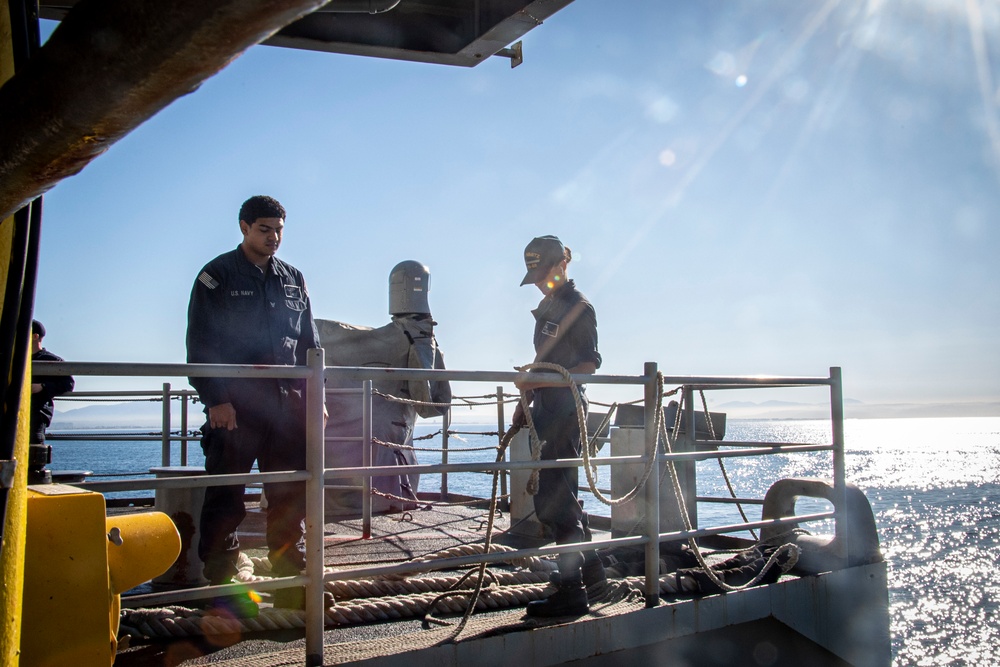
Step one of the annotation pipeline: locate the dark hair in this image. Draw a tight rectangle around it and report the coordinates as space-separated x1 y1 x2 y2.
239 195 286 225
32 319 45 337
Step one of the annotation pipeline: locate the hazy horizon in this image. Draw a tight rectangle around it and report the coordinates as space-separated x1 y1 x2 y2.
49 395 999 430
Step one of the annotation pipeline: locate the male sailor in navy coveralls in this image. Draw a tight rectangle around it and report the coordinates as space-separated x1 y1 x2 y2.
512 235 606 617
186 195 325 614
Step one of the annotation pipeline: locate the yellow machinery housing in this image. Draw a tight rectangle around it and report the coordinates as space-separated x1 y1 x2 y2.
21 484 180 666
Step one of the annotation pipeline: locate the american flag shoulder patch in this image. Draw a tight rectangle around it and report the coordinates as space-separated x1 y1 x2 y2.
198 271 220 289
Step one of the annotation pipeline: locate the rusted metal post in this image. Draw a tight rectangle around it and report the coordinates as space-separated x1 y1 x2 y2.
161 383 171 466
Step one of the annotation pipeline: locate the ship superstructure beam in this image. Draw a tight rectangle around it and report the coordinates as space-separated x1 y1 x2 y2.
0 0 329 221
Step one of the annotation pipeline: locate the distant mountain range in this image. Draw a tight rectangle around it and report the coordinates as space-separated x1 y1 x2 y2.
52 400 198 429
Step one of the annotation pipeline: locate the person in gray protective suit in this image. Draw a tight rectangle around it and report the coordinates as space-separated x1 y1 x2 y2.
318 260 451 515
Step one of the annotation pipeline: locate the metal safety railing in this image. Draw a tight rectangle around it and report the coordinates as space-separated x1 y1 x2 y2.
36 354 847 667
51 386 200 466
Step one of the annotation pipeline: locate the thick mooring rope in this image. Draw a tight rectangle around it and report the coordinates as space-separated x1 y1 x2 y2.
120 582 551 641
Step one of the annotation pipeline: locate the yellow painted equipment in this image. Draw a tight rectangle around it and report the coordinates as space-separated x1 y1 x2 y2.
21 484 180 666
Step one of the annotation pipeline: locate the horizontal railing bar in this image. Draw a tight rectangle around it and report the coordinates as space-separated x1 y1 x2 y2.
678 444 832 460
325 367 646 385
696 496 765 505
77 470 309 492
37 361 312 379
40 361 834 392
322 455 644 478
713 441 833 449
122 575 308 608
49 434 197 441
60 390 197 398
658 512 835 542
685 382 831 390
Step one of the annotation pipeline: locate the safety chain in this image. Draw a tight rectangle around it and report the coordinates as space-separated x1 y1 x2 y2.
421 423 521 642
371 435 499 454
369 487 510 510
61 394 198 403
372 388 519 409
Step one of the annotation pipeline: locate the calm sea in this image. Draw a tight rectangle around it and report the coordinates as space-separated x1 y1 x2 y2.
49 416 1000 667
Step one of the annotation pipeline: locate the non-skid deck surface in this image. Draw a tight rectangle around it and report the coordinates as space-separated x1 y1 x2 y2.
114 502 564 667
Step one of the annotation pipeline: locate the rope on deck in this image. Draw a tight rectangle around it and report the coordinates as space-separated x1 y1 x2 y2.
401 542 556 573
328 571 550 601
119 581 552 641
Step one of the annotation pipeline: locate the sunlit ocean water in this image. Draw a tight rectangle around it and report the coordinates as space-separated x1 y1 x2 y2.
50 416 1000 667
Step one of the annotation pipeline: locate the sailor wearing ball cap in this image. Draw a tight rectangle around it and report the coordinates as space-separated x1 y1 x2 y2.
512 235 606 617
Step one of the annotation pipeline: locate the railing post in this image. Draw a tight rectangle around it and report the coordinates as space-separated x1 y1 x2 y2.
304 348 326 667
682 385 698 529
829 366 848 567
643 362 660 607
441 407 450 501
161 382 171 466
362 379 373 539
180 390 189 466
496 385 507 510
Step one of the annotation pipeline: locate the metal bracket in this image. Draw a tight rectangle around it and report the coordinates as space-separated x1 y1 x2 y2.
0 460 17 489
494 40 523 68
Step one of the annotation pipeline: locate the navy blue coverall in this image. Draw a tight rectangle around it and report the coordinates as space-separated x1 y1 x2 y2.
187 246 321 583
528 279 602 571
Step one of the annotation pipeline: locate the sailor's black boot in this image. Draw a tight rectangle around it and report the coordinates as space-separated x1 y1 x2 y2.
549 552 606 588
526 581 589 617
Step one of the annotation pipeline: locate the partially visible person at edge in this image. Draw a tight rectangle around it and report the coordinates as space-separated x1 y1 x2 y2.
512 235 606 617
186 195 326 616
30 319 75 445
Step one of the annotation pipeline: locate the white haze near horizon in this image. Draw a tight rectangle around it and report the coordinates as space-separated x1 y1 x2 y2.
30 0 1000 414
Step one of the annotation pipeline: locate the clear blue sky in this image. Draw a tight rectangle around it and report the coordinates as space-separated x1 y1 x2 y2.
32 0 1000 413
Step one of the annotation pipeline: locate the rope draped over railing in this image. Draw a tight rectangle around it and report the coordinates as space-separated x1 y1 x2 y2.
515 362 658 506
655 394 800 592
511 363 799 594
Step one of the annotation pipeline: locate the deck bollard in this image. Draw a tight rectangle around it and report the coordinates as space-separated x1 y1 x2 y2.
150 465 209 588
